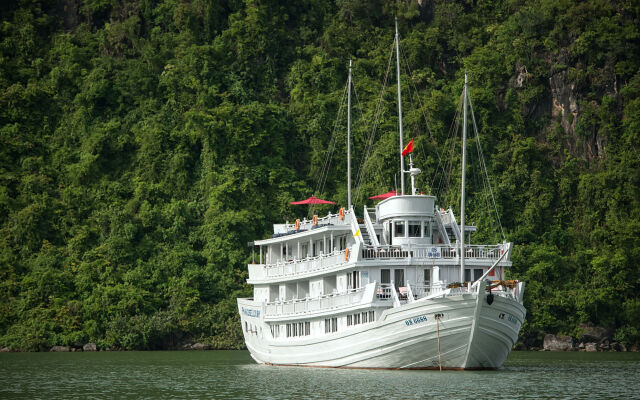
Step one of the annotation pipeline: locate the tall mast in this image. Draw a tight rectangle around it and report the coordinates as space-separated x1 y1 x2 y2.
347 59 352 209
460 72 468 283
395 17 405 196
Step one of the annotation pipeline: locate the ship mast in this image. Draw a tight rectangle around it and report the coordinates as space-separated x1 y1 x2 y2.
347 59 352 209
460 72 468 283
395 18 405 196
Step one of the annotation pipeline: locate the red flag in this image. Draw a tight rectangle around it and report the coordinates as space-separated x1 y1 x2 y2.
401 139 413 156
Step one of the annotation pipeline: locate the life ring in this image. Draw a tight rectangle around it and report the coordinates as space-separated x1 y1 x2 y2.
295 219 300 230
312 215 318 226
344 247 349 261
339 207 345 220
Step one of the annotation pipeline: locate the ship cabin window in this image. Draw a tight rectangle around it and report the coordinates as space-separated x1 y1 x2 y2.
325 318 337 333
394 269 404 290
394 221 405 238
347 271 360 290
381 269 391 284
474 268 483 281
270 324 280 338
408 221 422 237
286 322 311 337
424 269 431 287
347 311 375 327
464 268 484 282
301 244 308 258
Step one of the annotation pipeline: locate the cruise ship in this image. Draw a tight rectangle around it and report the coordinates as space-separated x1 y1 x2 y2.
237 21 526 370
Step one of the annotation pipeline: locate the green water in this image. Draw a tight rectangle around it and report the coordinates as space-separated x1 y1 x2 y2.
1 351 639 399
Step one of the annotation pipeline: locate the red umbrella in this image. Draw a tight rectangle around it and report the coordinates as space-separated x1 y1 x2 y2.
368 190 398 200
290 196 337 205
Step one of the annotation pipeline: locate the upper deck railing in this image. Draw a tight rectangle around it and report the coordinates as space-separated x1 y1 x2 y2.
361 243 511 261
248 247 354 281
264 285 371 318
274 210 354 239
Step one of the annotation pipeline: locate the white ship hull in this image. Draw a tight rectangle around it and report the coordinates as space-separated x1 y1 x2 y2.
238 39 524 371
239 288 525 370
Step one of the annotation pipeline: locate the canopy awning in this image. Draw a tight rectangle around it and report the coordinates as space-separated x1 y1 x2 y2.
368 190 398 200
290 196 336 205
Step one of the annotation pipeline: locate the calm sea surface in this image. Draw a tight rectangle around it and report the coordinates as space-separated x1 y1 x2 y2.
1 350 639 399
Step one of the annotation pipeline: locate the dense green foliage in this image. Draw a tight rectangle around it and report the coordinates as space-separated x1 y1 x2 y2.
1 0 639 350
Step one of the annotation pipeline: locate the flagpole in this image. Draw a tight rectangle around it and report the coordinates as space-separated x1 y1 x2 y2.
395 17 405 196
460 72 468 284
409 153 415 195
347 58 352 209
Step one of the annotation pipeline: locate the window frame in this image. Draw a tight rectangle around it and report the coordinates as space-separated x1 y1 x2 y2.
394 220 406 238
408 220 422 237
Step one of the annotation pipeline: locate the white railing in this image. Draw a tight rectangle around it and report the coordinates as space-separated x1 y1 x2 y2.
264 287 366 317
361 246 410 259
361 244 510 261
376 283 394 300
248 263 266 280
257 249 350 280
408 283 447 299
282 210 353 233
409 283 430 298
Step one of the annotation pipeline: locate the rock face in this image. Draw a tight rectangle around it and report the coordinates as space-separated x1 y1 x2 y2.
83 343 97 352
191 343 210 351
579 324 612 343
50 346 70 352
543 334 575 351
585 342 598 352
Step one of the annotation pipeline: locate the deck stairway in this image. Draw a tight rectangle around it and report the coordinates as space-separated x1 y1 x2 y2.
362 206 380 247
442 208 462 243
435 208 452 245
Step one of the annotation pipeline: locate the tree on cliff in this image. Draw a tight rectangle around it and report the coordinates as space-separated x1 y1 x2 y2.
0 0 638 350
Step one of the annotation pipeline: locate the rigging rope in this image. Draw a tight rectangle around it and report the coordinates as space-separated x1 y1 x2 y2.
468 95 506 241
353 41 396 203
313 82 349 209
433 93 463 207
399 46 439 149
399 48 440 194
352 71 386 201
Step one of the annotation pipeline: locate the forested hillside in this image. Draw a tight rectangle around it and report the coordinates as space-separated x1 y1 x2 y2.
1 0 639 351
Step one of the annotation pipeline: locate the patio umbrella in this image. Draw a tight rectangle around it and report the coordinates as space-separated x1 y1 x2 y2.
290 196 337 205
368 190 398 200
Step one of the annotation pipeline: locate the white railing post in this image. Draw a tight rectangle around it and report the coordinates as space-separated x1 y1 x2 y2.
406 280 415 303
